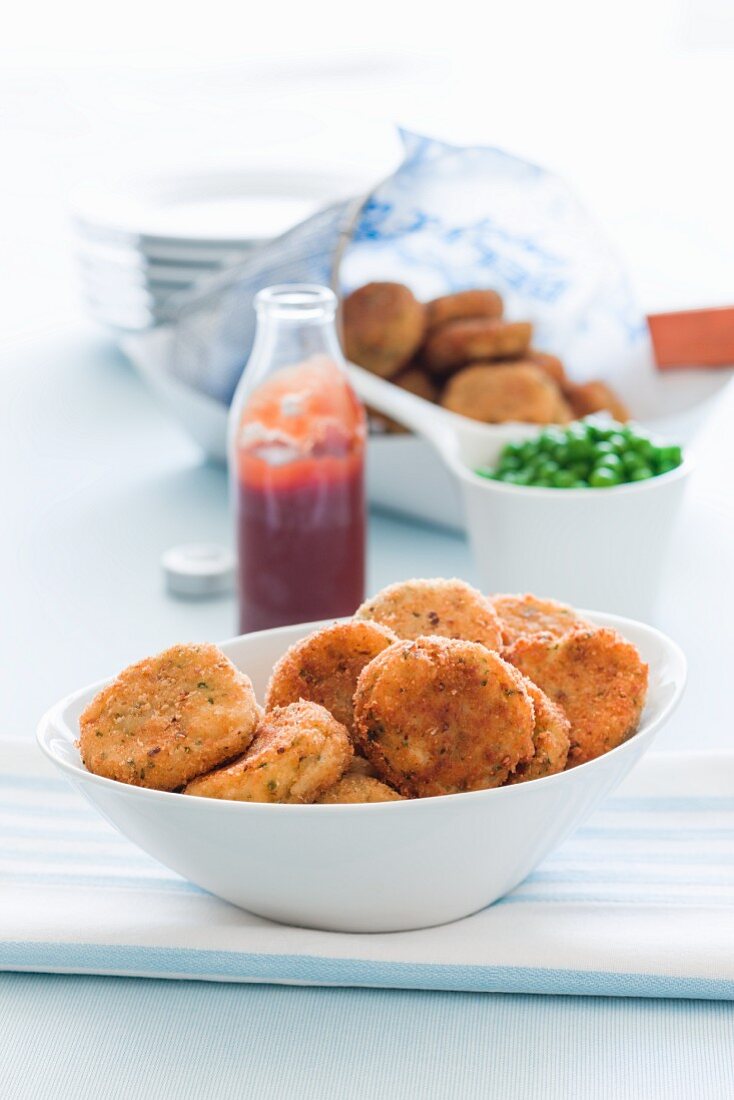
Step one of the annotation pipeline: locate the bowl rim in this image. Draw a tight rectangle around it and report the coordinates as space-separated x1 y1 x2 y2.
36 609 687 814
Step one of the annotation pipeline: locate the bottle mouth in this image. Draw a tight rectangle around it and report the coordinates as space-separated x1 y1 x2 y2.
255 284 337 319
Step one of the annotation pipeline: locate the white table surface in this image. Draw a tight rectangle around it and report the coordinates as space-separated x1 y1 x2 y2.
1 327 733 1099
1 328 731 750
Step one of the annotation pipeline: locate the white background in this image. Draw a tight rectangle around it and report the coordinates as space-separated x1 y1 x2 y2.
1 0 732 744
2 0 733 345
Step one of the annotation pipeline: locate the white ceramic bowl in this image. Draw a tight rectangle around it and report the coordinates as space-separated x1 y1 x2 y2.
457 459 692 620
37 611 685 933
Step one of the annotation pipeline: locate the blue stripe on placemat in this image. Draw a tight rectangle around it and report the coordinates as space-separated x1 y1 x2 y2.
1 941 733 1000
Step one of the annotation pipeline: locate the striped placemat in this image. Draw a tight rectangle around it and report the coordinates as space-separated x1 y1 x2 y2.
2 742 733 998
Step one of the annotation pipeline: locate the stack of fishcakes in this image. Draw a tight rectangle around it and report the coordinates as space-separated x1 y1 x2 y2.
78 581 648 804
342 282 630 429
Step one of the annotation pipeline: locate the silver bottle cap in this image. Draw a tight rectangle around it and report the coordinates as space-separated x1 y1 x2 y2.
162 543 235 599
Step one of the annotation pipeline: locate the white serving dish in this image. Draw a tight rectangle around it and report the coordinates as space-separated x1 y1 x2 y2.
119 327 731 532
349 365 693 620
38 610 685 934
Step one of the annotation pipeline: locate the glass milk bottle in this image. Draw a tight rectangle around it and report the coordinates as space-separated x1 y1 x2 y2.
229 285 366 634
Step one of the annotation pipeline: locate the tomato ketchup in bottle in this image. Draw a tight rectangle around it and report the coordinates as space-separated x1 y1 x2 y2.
229 285 366 634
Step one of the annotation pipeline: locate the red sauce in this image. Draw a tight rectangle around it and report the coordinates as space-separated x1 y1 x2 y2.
234 357 366 633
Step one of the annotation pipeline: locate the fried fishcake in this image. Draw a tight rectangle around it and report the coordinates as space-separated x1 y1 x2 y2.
265 621 396 734
78 644 260 790
505 627 648 766
565 380 630 422
441 363 562 424
492 593 590 646
370 367 439 434
347 754 379 778
353 637 535 797
185 701 352 803
342 282 425 379
506 680 570 784
423 319 532 375
426 289 503 331
316 774 404 803
550 392 574 423
355 578 503 651
527 350 567 386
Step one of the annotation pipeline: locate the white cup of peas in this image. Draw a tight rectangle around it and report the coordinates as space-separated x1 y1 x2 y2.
457 418 691 620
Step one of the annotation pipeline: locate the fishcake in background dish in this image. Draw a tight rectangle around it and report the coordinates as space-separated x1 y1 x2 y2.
423 318 533 375
342 282 426 379
425 289 503 331
442 363 569 424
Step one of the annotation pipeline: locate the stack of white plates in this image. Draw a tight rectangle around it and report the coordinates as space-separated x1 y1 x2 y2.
72 167 369 331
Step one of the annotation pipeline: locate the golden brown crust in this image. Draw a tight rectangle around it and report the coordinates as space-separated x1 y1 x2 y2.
492 593 590 647
78 644 260 790
369 368 439 434
423 319 532 375
506 679 570 783
346 754 379 778
550 393 574 424
394 367 439 403
264 621 396 735
426 290 503 331
565 380 630 422
527 350 567 386
342 282 426 379
316 774 404 803
184 701 352 803
441 363 562 424
355 578 503 651
353 636 535 797
504 628 648 766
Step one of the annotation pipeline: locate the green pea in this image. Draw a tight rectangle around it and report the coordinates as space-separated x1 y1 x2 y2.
571 479 588 488
567 437 594 461
630 437 655 459
499 455 522 472
585 418 607 440
622 452 643 472
607 433 627 452
476 467 496 480
629 466 653 482
595 453 623 472
657 445 682 467
594 441 616 458
657 460 678 475
537 460 560 478
589 467 620 488
552 470 576 488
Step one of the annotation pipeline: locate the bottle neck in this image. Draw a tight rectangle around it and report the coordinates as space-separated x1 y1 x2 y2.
247 309 344 390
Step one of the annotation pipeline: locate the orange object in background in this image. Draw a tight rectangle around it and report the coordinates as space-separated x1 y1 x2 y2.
647 307 734 369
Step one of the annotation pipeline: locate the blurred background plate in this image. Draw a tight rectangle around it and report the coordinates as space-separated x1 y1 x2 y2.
72 166 372 330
